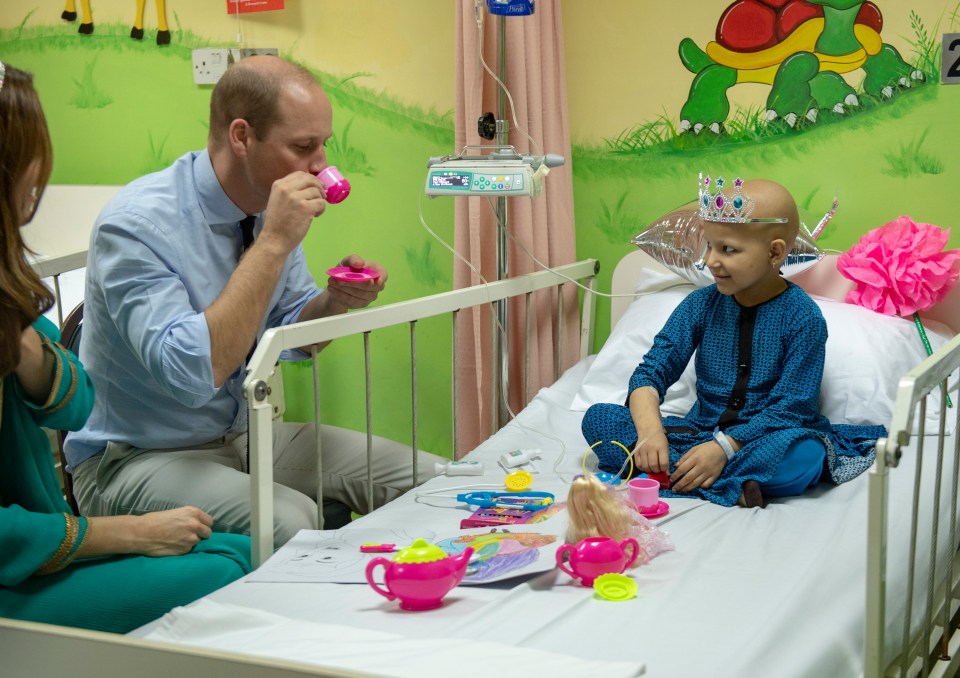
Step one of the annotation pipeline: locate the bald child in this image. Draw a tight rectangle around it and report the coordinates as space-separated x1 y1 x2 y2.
582 176 884 508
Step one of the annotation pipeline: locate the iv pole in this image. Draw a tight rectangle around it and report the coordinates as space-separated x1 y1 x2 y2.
473 1 556 431
493 12 511 429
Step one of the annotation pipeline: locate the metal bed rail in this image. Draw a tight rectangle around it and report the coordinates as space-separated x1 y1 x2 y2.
868 332 960 678
243 259 600 566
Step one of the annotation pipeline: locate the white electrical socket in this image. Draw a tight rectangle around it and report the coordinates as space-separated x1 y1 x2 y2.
192 47 280 85
192 48 230 85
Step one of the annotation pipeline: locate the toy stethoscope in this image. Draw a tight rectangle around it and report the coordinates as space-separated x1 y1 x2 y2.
456 491 554 511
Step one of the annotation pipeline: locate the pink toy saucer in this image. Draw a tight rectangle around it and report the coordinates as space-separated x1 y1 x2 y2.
639 500 669 519
327 266 380 283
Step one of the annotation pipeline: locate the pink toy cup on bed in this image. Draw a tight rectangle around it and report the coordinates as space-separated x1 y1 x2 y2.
555 536 639 587
316 165 351 204
627 477 660 512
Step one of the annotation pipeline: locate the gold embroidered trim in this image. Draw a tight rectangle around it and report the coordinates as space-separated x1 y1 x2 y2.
38 338 78 415
38 335 63 410
36 513 84 576
45 348 77 415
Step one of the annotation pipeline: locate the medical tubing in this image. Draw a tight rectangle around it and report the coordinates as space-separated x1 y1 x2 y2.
472 0 542 158
494 204 688 300
414 482 505 509
581 440 634 481
416 182 676 486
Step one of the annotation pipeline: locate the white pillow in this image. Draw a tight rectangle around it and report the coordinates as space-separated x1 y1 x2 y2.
571 271 698 417
571 270 958 435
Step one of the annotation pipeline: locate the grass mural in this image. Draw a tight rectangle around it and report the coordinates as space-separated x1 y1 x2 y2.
0 18 458 457
3 9 958 452
574 80 960 349
572 6 960 350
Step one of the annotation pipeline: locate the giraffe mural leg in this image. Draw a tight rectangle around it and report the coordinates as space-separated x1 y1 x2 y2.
156 0 170 45
131 0 146 39
131 0 171 46
61 0 93 35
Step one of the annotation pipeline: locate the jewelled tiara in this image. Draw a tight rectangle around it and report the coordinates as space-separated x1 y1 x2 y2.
698 173 787 224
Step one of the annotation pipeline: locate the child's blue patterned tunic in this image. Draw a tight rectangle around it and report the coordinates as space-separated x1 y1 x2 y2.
581 282 885 506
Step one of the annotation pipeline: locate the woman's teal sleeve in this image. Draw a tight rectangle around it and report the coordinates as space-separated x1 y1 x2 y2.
15 316 95 432
0 316 94 584
0 506 87 586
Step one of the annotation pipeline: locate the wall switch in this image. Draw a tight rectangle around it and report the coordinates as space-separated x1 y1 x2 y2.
192 47 280 85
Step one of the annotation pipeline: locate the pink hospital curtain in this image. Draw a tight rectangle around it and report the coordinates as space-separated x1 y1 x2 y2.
454 1 577 454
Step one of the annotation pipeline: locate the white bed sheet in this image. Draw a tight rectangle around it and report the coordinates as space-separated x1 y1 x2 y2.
144 356 957 678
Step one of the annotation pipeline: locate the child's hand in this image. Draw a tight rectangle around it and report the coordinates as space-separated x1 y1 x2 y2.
633 429 670 474
670 441 728 492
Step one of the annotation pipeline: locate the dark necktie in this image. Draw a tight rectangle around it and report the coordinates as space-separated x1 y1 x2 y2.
239 214 257 474
237 214 258 363
239 214 256 254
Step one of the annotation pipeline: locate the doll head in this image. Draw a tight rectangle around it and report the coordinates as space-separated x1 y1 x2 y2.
565 474 637 545
566 475 676 566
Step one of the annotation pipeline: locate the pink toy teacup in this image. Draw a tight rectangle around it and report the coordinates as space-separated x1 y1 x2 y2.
365 538 474 611
316 165 351 204
627 477 661 512
555 536 639 587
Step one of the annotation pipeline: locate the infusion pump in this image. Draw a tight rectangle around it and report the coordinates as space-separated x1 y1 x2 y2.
425 148 564 198
425 158 534 197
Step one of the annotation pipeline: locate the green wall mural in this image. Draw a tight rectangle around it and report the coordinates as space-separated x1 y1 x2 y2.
568 0 960 347
1 0 957 458
678 0 925 133
0 8 457 457
60 0 171 43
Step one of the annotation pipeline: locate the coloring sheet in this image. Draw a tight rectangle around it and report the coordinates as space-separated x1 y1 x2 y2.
248 516 568 585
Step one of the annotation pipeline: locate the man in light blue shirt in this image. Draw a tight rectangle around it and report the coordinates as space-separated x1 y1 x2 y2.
66 56 441 547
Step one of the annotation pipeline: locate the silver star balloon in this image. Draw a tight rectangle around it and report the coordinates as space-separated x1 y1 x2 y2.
630 203 831 287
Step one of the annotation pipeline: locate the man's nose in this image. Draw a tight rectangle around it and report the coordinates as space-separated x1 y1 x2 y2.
307 150 328 175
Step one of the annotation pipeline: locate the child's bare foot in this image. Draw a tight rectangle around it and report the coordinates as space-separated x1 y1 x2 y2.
737 480 765 508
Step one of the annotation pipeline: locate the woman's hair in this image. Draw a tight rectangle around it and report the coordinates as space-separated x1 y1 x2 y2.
0 63 55 375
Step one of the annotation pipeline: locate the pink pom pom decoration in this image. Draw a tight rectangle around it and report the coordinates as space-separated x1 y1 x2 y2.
837 216 960 317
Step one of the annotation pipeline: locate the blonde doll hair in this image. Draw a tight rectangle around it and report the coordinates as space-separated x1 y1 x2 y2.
565 474 636 544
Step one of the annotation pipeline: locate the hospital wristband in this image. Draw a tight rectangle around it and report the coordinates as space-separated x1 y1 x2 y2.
713 430 736 461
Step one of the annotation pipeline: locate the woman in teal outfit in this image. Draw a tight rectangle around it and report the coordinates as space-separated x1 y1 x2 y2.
0 62 253 633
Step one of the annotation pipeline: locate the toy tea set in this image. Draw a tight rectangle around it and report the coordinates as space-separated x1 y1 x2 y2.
365 539 475 611
363 466 557 611
363 459 671 609
316 166 383 284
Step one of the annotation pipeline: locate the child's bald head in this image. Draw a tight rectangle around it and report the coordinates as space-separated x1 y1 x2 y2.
739 179 800 248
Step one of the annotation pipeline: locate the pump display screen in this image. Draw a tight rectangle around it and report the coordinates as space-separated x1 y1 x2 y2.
425 165 532 197
431 172 471 188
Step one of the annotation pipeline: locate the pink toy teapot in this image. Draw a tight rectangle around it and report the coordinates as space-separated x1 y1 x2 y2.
555 536 640 587
365 538 474 611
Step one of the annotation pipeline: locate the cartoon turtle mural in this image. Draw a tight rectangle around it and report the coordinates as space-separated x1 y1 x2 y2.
678 0 925 134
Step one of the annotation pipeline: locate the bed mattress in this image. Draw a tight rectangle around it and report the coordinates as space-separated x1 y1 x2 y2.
143 356 957 678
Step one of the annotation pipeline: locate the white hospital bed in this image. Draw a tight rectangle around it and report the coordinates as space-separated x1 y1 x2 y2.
157 250 955 678
7 251 958 677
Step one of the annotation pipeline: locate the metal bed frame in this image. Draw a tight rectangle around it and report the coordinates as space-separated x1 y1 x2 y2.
35 240 960 676
242 259 599 567
869 332 960 678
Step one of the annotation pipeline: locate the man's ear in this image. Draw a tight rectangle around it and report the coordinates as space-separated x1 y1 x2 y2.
769 238 787 268
227 119 251 158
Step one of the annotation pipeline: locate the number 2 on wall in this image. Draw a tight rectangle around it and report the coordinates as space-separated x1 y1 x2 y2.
944 34 960 84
